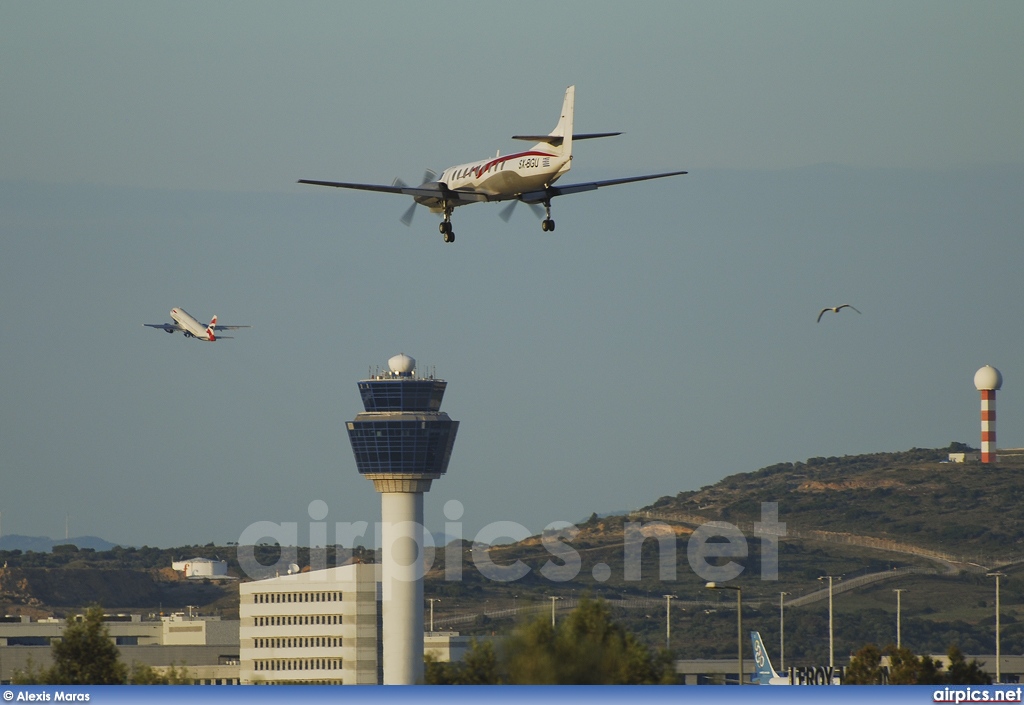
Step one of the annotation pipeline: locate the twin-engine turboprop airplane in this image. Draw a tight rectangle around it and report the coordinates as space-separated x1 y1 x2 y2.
144 308 250 342
298 85 687 243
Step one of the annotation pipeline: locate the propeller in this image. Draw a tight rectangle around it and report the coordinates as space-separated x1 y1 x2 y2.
394 170 440 226
400 201 418 226
499 199 545 223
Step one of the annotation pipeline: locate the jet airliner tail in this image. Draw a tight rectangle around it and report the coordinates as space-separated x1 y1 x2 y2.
751 631 789 685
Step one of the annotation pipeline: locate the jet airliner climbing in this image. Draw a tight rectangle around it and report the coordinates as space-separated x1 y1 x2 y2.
144 308 250 342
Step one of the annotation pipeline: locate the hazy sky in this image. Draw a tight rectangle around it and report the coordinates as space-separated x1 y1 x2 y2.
2 2 1022 549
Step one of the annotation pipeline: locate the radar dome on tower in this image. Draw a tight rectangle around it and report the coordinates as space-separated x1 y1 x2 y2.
388 353 416 376
974 365 1003 391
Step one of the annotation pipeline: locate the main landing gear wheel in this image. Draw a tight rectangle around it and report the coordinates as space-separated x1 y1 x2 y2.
440 220 454 243
540 200 554 232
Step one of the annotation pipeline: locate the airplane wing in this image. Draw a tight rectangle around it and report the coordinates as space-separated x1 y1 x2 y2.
211 325 251 331
298 179 491 206
298 179 446 200
518 170 687 204
143 323 183 333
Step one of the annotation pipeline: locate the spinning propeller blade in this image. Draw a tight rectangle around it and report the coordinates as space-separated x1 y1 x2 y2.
499 199 545 223
400 202 418 226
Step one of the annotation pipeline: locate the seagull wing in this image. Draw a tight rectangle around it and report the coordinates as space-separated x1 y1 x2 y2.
817 308 829 323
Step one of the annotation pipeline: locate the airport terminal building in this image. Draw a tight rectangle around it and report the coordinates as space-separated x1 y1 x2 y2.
238 563 381 685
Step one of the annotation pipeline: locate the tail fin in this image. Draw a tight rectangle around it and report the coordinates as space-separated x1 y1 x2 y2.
206 315 218 341
551 85 575 159
511 85 575 159
751 631 781 685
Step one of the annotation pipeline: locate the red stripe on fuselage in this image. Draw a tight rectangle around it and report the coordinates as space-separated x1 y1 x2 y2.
457 151 556 180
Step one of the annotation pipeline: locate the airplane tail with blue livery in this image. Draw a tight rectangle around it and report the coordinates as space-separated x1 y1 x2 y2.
751 631 790 685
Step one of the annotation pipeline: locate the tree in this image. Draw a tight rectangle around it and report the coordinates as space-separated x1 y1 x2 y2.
845 643 991 686
886 645 927 684
945 646 991 685
845 643 883 684
426 640 504 685
425 598 674 685
47 606 129 684
128 662 192 685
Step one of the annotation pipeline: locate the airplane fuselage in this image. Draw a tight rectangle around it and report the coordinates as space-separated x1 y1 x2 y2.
170 308 216 341
433 149 570 206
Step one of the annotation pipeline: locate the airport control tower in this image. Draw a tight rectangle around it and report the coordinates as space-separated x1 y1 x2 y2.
346 353 459 684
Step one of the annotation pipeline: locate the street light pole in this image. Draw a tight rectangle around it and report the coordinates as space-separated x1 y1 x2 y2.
663 595 676 650
550 596 561 629
818 576 842 669
706 582 743 685
893 589 907 649
427 598 440 633
779 592 790 672
988 572 1006 683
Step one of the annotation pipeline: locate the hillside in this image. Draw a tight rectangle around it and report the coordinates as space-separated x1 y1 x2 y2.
420 444 1024 662
4 445 1024 664
644 444 1024 563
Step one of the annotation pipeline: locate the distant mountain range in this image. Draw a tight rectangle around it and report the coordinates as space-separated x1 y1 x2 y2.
0 534 117 553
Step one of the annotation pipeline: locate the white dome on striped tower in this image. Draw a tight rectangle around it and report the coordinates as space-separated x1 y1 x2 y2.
974 365 1002 391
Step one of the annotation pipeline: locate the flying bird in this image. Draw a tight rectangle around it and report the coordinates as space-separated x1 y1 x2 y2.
817 304 861 323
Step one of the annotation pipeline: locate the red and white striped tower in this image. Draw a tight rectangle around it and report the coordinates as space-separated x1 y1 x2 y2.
974 365 1003 463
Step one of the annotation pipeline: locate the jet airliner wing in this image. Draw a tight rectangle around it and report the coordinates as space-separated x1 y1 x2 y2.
143 323 183 333
518 170 688 203
211 325 252 331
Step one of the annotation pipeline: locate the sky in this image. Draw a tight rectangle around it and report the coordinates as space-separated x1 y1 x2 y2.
1 2 1023 550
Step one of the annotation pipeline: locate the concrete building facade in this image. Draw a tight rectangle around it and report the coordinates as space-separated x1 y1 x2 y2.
238 563 381 685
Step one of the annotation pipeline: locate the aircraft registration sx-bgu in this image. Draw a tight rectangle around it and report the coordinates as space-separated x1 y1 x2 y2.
144 308 250 342
298 85 687 243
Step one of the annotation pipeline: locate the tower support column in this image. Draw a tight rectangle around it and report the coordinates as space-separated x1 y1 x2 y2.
380 491 425 685
981 389 997 463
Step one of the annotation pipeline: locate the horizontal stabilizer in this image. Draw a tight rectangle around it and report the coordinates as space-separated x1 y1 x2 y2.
511 132 621 144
